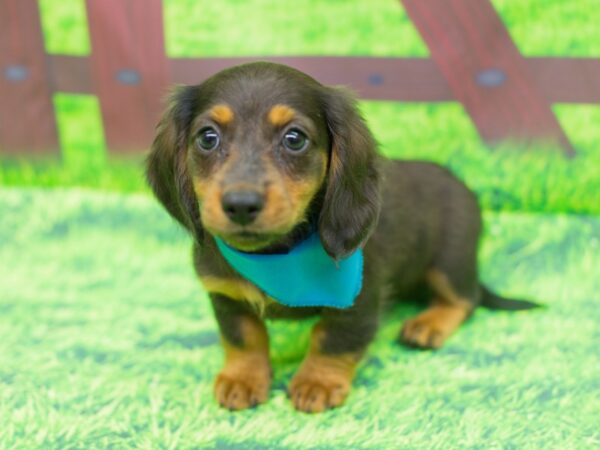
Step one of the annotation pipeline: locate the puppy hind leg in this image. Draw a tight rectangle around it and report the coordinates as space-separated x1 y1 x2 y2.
399 269 477 349
400 193 481 349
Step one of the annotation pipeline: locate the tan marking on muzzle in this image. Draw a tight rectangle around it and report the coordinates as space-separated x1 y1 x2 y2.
256 152 327 232
192 152 241 232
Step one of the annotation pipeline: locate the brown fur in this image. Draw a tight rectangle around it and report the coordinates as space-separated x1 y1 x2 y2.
146 62 537 413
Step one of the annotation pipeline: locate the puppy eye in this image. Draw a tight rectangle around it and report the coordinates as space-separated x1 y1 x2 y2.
282 129 308 152
195 127 220 152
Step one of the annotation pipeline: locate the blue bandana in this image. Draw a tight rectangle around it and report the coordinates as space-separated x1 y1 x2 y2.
215 233 363 309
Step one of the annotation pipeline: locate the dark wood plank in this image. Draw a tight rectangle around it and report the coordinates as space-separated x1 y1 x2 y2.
0 0 59 154
529 58 600 104
170 56 453 102
85 0 169 152
401 0 574 154
47 55 93 94
48 53 600 105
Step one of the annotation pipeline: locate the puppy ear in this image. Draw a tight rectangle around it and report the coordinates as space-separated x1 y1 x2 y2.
318 87 381 260
146 86 204 242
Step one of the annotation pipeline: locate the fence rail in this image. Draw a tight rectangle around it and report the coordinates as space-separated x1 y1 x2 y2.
48 54 600 104
2 0 600 156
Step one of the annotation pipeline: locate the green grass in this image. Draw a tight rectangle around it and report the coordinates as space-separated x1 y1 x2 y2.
38 0 90 55
361 102 600 214
163 0 427 57
492 0 600 56
0 95 147 193
1 188 598 448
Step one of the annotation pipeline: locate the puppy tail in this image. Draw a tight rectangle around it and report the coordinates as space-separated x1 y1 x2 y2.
480 285 543 310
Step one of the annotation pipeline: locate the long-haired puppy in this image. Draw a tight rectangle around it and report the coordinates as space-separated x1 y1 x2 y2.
146 62 537 413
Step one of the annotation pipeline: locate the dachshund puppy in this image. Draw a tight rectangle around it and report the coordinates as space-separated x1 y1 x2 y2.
146 62 537 413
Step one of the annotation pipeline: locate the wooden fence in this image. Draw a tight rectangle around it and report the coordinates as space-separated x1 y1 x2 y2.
2 0 600 156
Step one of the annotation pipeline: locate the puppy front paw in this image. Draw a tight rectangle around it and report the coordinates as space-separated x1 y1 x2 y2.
214 360 271 410
289 374 350 413
289 353 356 413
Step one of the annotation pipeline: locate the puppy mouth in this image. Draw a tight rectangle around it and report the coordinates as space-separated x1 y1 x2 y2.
218 230 279 252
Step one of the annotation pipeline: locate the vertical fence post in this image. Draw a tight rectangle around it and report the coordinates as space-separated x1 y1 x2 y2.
0 0 59 154
85 0 169 153
401 0 574 155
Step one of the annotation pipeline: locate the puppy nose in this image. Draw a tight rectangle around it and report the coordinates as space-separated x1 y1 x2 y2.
221 191 265 225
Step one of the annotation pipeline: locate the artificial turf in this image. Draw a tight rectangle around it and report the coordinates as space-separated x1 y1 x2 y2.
1 188 598 448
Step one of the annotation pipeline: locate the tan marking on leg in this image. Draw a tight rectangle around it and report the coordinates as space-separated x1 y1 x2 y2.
200 276 272 314
400 304 470 349
267 104 296 127
426 269 473 308
400 269 474 349
289 323 361 413
215 316 271 410
209 104 234 126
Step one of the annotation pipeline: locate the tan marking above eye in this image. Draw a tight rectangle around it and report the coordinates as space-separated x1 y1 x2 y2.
268 104 296 127
209 104 234 125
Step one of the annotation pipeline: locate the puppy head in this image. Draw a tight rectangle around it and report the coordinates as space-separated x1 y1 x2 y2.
147 62 380 259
